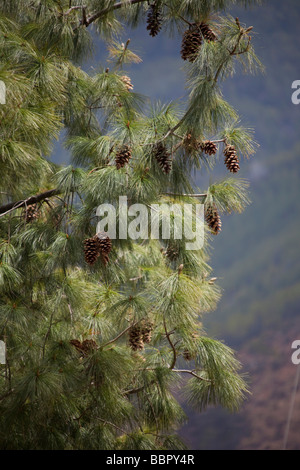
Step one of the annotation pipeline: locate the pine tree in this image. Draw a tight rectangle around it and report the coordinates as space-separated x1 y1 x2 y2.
0 0 262 450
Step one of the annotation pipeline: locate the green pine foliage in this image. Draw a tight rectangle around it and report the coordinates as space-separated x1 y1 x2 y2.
0 0 262 449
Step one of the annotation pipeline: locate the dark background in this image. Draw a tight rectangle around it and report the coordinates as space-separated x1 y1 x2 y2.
54 0 300 450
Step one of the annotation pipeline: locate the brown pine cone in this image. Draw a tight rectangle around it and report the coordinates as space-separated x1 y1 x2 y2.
153 142 172 174
146 3 162 37
181 24 202 62
115 145 132 170
200 140 218 156
128 325 144 351
83 236 101 265
199 22 217 42
224 144 240 173
205 203 222 235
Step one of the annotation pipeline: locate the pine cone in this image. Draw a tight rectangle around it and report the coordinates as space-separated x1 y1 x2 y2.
115 145 132 170
120 75 133 91
140 320 153 344
96 231 112 266
153 142 172 174
181 24 202 62
199 22 217 42
128 325 144 351
205 203 222 235
24 203 39 223
165 244 179 261
200 140 217 156
224 144 240 173
83 235 101 265
81 339 98 354
146 3 162 37
97 232 112 254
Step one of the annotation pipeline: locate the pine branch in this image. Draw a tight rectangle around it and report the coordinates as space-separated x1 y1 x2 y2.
0 189 60 217
84 0 149 27
64 5 86 16
214 18 252 83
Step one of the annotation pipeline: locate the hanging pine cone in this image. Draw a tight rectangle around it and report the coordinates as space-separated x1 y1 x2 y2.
153 142 172 174
83 235 101 265
128 325 144 351
24 203 39 223
146 3 162 37
205 203 222 235
115 145 132 170
140 320 153 344
199 22 217 42
181 24 202 62
200 140 218 156
224 144 240 173
120 75 133 91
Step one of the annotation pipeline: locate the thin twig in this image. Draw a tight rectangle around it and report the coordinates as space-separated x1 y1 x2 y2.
163 318 177 370
172 369 211 382
96 417 130 437
162 192 207 198
102 318 144 348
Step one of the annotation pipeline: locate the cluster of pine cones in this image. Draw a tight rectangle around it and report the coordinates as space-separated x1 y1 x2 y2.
146 5 217 65
128 320 153 351
198 137 241 173
83 232 112 266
